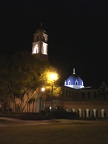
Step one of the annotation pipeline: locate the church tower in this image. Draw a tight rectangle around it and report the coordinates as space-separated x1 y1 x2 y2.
32 24 48 61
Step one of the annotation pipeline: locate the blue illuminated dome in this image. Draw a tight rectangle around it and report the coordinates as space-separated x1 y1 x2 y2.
64 68 84 89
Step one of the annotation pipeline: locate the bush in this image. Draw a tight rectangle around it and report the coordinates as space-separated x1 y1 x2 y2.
49 111 78 119
45 106 78 119
0 106 78 120
0 112 51 120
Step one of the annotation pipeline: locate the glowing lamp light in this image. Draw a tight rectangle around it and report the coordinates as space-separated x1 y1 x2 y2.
48 72 58 82
49 106 52 111
41 87 45 92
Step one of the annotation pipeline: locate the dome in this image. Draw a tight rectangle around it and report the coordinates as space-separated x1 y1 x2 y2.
64 68 84 89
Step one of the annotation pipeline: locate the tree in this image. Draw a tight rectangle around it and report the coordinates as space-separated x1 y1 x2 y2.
0 54 10 111
0 51 61 112
97 82 108 100
39 66 61 98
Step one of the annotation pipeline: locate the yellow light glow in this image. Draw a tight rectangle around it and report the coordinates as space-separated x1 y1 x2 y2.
41 87 45 92
48 72 58 81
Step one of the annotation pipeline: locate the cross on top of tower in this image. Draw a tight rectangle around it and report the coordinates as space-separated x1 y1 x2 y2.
73 68 76 74
40 22 43 27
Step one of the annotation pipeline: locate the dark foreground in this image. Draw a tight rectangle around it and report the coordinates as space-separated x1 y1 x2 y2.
0 117 108 144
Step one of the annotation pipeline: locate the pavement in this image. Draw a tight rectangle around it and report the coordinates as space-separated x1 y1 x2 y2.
0 117 108 127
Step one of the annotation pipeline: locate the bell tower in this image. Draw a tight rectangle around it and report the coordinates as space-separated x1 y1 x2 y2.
32 24 48 61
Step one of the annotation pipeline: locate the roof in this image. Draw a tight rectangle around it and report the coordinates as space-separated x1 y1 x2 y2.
64 68 84 89
36 23 46 33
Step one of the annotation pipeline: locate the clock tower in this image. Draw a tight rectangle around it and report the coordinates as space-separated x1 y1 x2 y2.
32 25 48 61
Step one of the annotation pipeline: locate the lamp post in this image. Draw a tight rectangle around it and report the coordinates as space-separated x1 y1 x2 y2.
48 72 58 110
41 87 45 110
36 87 45 113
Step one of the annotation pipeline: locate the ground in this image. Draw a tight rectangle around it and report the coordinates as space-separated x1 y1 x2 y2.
0 117 108 144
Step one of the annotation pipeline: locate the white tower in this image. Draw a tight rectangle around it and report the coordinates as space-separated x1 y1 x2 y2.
32 24 48 61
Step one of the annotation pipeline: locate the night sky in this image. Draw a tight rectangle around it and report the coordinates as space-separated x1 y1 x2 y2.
0 0 108 88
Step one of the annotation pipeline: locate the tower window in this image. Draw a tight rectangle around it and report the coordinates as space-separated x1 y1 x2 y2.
32 44 39 54
42 43 47 55
37 36 39 41
43 36 45 42
43 47 47 54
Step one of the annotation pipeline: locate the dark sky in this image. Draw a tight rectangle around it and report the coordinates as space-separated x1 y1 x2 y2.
0 0 108 88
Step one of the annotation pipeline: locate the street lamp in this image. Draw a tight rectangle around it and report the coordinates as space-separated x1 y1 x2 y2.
48 72 58 110
41 87 45 92
40 87 45 111
36 87 45 113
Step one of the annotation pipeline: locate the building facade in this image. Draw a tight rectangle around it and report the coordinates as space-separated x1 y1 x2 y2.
9 26 108 118
59 68 108 118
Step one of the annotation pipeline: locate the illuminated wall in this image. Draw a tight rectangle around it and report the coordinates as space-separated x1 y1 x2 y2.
32 29 48 58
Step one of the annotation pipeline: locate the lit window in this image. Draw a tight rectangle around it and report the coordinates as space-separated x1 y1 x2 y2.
42 43 47 55
32 45 38 54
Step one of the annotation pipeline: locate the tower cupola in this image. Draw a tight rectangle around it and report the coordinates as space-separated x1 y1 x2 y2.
32 24 48 61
